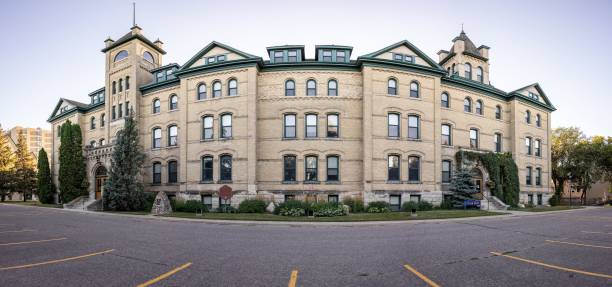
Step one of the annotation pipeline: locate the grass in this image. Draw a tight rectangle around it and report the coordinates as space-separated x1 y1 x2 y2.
163 209 505 222
508 205 584 212
1 200 62 208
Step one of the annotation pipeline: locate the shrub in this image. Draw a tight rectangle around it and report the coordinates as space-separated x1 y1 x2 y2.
367 201 390 213
238 199 267 213
342 197 365 213
401 201 419 212
275 200 310 215
279 207 305 216
439 199 454 210
143 192 156 211
311 202 346 217
548 195 559 206
174 200 207 213
418 201 433 211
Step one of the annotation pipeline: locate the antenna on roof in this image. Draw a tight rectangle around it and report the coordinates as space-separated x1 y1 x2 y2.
132 2 136 27
461 23 464 33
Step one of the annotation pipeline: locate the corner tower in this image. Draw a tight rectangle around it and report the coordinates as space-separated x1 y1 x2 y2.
437 30 490 84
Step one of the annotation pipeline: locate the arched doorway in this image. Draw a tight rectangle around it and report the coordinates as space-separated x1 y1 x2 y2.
94 166 108 200
471 168 484 199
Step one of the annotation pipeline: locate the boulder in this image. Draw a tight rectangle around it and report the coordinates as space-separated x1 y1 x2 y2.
266 202 276 213
151 191 172 215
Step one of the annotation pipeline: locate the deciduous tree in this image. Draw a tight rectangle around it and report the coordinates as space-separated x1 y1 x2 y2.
13 133 36 201
0 125 15 202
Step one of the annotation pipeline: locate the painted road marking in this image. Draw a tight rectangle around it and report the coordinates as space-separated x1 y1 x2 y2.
0 237 67 246
0 229 36 234
490 252 612 279
136 262 192 287
581 231 612 235
0 249 114 271
404 264 441 287
287 270 298 287
545 239 612 250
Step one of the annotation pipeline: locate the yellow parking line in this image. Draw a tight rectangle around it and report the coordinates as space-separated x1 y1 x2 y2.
490 252 612 279
287 270 298 287
0 229 35 234
545 240 612 250
403 264 440 287
0 249 114 271
0 237 67 246
136 262 192 287
581 231 612 235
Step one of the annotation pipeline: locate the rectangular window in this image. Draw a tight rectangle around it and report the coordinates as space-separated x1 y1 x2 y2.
220 155 232 181
322 50 332 62
327 114 338 138
221 114 232 138
526 167 532 185
125 101 130 116
274 51 284 63
327 156 339 182
201 194 213 209
305 114 317 138
408 115 419 140
153 129 161 149
388 113 399 138
442 124 452 145
217 55 226 62
305 156 318 182
336 51 346 62
168 161 177 183
470 129 479 149
535 168 541 186
389 195 401 211
526 138 532 155
495 133 502 152
284 114 296 138
287 50 297 62
118 103 123 118
153 163 161 184
112 105 116 120
528 194 534 205
202 116 213 139
156 72 164 82
408 156 420 182
125 77 130 90
405 55 414 63
393 53 403 61
201 157 213 182
284 194 295 202
283 155 296 182
328 194 339 204
388 155 400 181
442 160 451 183
207 56 216 64
409 194 421 202
168 126 178 146
535 140 541 157
537 194 543 205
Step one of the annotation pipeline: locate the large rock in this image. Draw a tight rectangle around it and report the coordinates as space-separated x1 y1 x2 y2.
266 202 276 213
151 191 172 215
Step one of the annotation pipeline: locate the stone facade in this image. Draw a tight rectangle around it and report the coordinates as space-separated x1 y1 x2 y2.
47 27 556 208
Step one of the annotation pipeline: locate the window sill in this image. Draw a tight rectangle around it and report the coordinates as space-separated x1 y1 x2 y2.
282 137 298 140
199 181 214 184
200 139 215 142
325 181 340 185
219 137 233 141
442 144 454 148
218 180 233 184
151 148 162 151
304 137 319 140
151 183 162 186
386 180 401 184
303 181 320 184
406 181 422 184
282 181 298 184
325 137 340 140
387 137 401 140
407 138 421 142
166 145 179 149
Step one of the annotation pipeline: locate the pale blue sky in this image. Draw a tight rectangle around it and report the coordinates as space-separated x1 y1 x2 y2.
0 0 610 136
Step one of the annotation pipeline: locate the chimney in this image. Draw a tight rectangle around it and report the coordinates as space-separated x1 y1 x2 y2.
104 37 114 48
437 50 449 62
154 38 164 50
478 45 490 59
131 25 142 36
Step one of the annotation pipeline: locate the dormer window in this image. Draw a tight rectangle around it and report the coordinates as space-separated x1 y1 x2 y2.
207 56 216 64
393 53 403 61
322 50 332 62
114 50 128 62
288 50 297 62
217 55 226 62
528 92 539 101
273 51 284 63
393 53 415 63
143 51 154 64
405 55 414 63
336 51 346 62
156 72 164 82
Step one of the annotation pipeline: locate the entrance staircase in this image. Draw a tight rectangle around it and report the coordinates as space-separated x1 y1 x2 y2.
63 196 102 211
480 195 509 211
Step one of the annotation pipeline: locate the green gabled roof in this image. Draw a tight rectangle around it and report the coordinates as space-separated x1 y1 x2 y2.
150 63 180 73
315 45 353 51
360 40 445 71
47 98 105 123
266 45 305 51
508 83 556 111
140 77 181 95
87 87 105 96
181 41 258 69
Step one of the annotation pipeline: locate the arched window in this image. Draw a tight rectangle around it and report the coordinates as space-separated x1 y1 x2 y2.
495 105 502 120
452 63 456 75
285 80 295 96
464 63 472 79
388 78 397 95
525 110 531 124
152 162 162 184
441 92 449 108
441 124 452 145
476 67 483 82
90 140 96 148
306 79 317 96
201 156 213 182
221 114 232 138
535 139 541 157
464 97 472 112
168 160 178 183
388 155 400 181
536 114 541 127
283 155 297 182
408 115 420 139
408 156 420 182
409 81 419 98
90 117 96 130
388 113 400 137
526 166 532 185
168 125 178 146
114 50 128 62
525 137 532 155
202 116 213 139
305 155 318 182
152 99 160 114
197 83 207 100
327 114 339 138
283 114 296 138
305 114 318 138
228 79 237 96
112 81 116 94
169 95 178 110
494 133 502 152
152 127 162 148
143 51 154 63
470 128 479 149
118 79 123 92
475 100 483 115
212 81 222 97
220 154 232 181
328 80 337 96
326 155 339 182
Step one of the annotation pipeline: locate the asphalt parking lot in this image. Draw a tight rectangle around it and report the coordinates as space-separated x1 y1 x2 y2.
0 204 610 287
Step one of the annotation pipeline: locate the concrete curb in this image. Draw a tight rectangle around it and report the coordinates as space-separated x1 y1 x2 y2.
0 203 598 227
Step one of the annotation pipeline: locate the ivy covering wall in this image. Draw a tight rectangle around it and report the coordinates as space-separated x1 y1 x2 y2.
455 151 520 206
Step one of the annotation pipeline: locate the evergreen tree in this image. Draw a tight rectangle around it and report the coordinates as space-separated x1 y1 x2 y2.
58 121 88 203
449 168 480 206
104 112 146 211
37 148 55 204
0 125 15 202
14 133 36 201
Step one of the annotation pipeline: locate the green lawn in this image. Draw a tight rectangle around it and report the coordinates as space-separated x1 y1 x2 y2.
1 200 63 208
508 206 584 212
163 209 505 222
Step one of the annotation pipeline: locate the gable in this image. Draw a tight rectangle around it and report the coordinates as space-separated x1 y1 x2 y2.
362 40 444 70
181 41 257 70
510 83 555 110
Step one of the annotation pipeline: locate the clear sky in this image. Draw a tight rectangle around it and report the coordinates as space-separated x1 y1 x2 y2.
0 0 610 136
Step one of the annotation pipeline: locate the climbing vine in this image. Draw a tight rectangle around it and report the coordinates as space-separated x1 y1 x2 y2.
455 151 520 206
